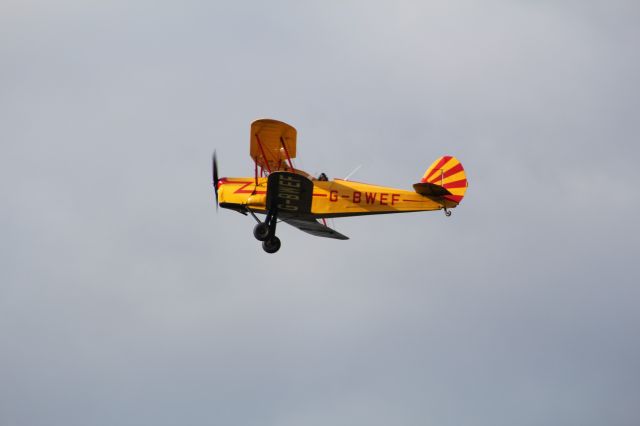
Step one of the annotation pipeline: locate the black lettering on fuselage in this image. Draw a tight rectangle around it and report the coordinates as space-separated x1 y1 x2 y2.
277 174 302 212
280 186 299 195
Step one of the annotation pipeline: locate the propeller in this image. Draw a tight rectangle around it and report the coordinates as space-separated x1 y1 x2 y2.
212 150 219 210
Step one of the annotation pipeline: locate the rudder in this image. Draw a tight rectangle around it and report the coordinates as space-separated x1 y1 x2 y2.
419 156 468 204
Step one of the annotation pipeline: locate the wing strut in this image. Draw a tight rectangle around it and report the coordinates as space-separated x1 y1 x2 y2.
280 136 294 170
253 157 258 185
255 134 272 173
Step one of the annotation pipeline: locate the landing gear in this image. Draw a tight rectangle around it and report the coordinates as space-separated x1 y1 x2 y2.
444 207 452 217
253 223 269 241
262 236 281 254
247 208 282 253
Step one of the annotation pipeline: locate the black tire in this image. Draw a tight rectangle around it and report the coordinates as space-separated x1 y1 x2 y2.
253 223 270 241
262 236 281 254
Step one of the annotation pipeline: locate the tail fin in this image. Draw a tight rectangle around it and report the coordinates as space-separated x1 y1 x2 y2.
414 156 468 204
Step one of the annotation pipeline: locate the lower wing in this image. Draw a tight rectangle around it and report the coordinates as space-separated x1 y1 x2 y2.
283 218 349 240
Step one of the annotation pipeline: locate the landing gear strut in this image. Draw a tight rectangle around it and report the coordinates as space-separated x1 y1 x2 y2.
248 208 281 253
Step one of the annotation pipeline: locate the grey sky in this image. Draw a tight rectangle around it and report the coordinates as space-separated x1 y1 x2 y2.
1 1 639 425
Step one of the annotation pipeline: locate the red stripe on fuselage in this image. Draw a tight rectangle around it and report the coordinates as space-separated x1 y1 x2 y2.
218 180 265 194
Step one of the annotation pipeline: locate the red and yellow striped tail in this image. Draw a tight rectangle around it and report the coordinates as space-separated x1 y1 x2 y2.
421 156 468 204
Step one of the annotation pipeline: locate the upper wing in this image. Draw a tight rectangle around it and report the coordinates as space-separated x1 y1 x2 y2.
283 218 349 240
250 119 297 173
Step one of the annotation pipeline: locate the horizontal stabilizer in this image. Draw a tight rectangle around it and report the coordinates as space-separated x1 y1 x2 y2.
283 218 349 240
413 182 453 197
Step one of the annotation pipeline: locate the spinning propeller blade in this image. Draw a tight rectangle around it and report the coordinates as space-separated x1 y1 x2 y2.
212 151 219 210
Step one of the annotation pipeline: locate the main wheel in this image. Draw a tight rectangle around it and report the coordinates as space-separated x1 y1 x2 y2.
253 223 270 241
262 236 281 254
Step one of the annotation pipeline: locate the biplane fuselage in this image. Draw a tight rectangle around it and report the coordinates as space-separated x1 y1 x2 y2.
218 177 457 218
213 118 468 252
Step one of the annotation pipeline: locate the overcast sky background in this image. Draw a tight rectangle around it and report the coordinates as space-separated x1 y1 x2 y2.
2 1 639 425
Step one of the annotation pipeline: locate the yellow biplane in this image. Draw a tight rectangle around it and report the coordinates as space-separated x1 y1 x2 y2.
213 119 468 253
